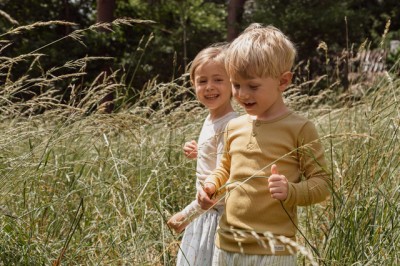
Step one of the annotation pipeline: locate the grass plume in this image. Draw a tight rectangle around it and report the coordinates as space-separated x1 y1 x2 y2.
0 18 399 265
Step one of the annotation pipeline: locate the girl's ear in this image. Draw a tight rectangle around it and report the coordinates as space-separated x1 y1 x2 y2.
278 71 293 91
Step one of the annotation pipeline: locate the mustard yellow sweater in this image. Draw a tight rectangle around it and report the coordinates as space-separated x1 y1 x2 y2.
205 112 330 255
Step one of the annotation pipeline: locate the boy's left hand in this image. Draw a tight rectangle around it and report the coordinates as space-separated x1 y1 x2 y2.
198 184 217 210
268 164 288 201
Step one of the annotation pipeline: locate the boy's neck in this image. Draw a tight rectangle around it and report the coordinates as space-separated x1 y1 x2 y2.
253 106 290 121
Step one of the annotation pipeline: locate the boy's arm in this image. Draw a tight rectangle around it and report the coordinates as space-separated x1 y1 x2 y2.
200 123 232 209
202 155 230 209
284 121 331 207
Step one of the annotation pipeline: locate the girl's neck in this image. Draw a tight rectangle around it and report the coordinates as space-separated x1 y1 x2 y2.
208 102 234 122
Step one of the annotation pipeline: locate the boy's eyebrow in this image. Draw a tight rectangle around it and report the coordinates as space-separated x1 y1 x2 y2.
230 77 259 82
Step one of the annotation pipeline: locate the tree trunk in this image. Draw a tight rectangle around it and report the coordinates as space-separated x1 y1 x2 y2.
227 0 248 41
96 0 116 113
97 0 115 23
62 0 71 35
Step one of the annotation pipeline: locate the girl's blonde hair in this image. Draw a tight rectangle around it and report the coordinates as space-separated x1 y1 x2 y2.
225 23 297 79
189 43 229 84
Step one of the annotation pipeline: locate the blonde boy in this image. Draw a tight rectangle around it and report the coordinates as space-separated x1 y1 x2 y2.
198 24 331 265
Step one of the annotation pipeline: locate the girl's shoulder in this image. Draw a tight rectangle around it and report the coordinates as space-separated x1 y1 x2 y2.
212 111 239 126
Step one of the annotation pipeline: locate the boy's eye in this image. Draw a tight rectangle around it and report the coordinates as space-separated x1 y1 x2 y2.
249 85 259 90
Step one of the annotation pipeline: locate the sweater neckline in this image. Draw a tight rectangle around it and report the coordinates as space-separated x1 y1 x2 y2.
246 111 293 124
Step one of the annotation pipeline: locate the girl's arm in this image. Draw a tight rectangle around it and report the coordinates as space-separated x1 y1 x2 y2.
167 199 203 233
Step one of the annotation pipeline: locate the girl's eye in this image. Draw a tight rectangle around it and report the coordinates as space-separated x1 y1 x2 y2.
233 84 240 90
250 85 259 90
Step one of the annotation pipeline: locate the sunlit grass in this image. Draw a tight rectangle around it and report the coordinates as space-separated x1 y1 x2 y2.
0 19 399 265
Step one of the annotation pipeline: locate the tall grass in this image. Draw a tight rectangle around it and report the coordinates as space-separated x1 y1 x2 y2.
0 19 399 265
297 73 400 265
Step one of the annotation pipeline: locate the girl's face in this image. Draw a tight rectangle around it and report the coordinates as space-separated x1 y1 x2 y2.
194 60 232 116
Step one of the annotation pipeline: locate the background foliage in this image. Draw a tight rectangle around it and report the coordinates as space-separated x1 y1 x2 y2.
0 1 399 265
1 0 399 95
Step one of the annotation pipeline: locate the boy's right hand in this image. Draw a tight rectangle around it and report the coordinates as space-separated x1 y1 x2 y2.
183 140 198 159
198 183 217 210
167 212 189 234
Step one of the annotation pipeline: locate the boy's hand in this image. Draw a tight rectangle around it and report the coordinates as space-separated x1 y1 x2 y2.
167 211 189 234
198 183 217 210
268 164 289 201
183 140 198 159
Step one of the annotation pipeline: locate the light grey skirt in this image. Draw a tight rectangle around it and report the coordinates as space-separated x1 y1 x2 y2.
212 246 297 266
176 206 223 266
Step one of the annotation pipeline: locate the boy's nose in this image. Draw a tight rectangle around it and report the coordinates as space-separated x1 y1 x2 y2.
238 89 249 99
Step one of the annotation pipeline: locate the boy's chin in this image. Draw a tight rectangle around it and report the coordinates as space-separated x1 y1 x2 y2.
243 108 257 115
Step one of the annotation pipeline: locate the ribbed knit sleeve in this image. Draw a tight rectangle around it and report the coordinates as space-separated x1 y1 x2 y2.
284 121 331 207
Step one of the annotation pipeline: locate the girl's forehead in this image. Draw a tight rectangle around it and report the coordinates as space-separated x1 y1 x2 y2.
195 61 226 76
197 59 222 68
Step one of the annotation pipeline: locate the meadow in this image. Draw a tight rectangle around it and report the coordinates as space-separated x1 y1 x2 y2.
0 21 399 265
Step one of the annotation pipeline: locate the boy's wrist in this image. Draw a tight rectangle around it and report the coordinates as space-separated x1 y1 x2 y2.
204 179 218 189
283 182 294 206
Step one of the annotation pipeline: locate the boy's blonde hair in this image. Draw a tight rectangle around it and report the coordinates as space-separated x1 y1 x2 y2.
226 23 297 79
189 43 229 84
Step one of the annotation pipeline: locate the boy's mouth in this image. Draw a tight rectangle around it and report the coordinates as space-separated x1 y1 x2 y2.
243 102 256 107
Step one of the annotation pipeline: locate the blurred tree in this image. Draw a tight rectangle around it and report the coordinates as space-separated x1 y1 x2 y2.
97 0 115 24
1 0 397 104
116 0 227 90
96 0 116 113
227 0 248 41
243 0 400 90
0 0 97 103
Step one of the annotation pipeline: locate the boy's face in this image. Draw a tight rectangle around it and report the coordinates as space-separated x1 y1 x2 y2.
231 73 292 121
194 61 232 113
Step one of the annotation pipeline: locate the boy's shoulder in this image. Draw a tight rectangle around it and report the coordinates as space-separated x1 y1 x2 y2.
280 111 316 130
286 111 311 124
226 112 315 130
227 114 249 127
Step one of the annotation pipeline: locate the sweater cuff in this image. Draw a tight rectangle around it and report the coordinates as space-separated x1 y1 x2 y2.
205 176 220 189
283 182 296 207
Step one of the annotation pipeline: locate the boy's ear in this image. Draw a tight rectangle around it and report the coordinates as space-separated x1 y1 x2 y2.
278 71 293 91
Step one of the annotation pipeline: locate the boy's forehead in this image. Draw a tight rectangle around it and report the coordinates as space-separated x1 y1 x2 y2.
230 75 260 82
229 71 259 80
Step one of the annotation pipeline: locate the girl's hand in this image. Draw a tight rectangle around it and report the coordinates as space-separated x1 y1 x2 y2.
198 183 216 210
167 211 189 234
183 140 198 159
268 164 289 201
